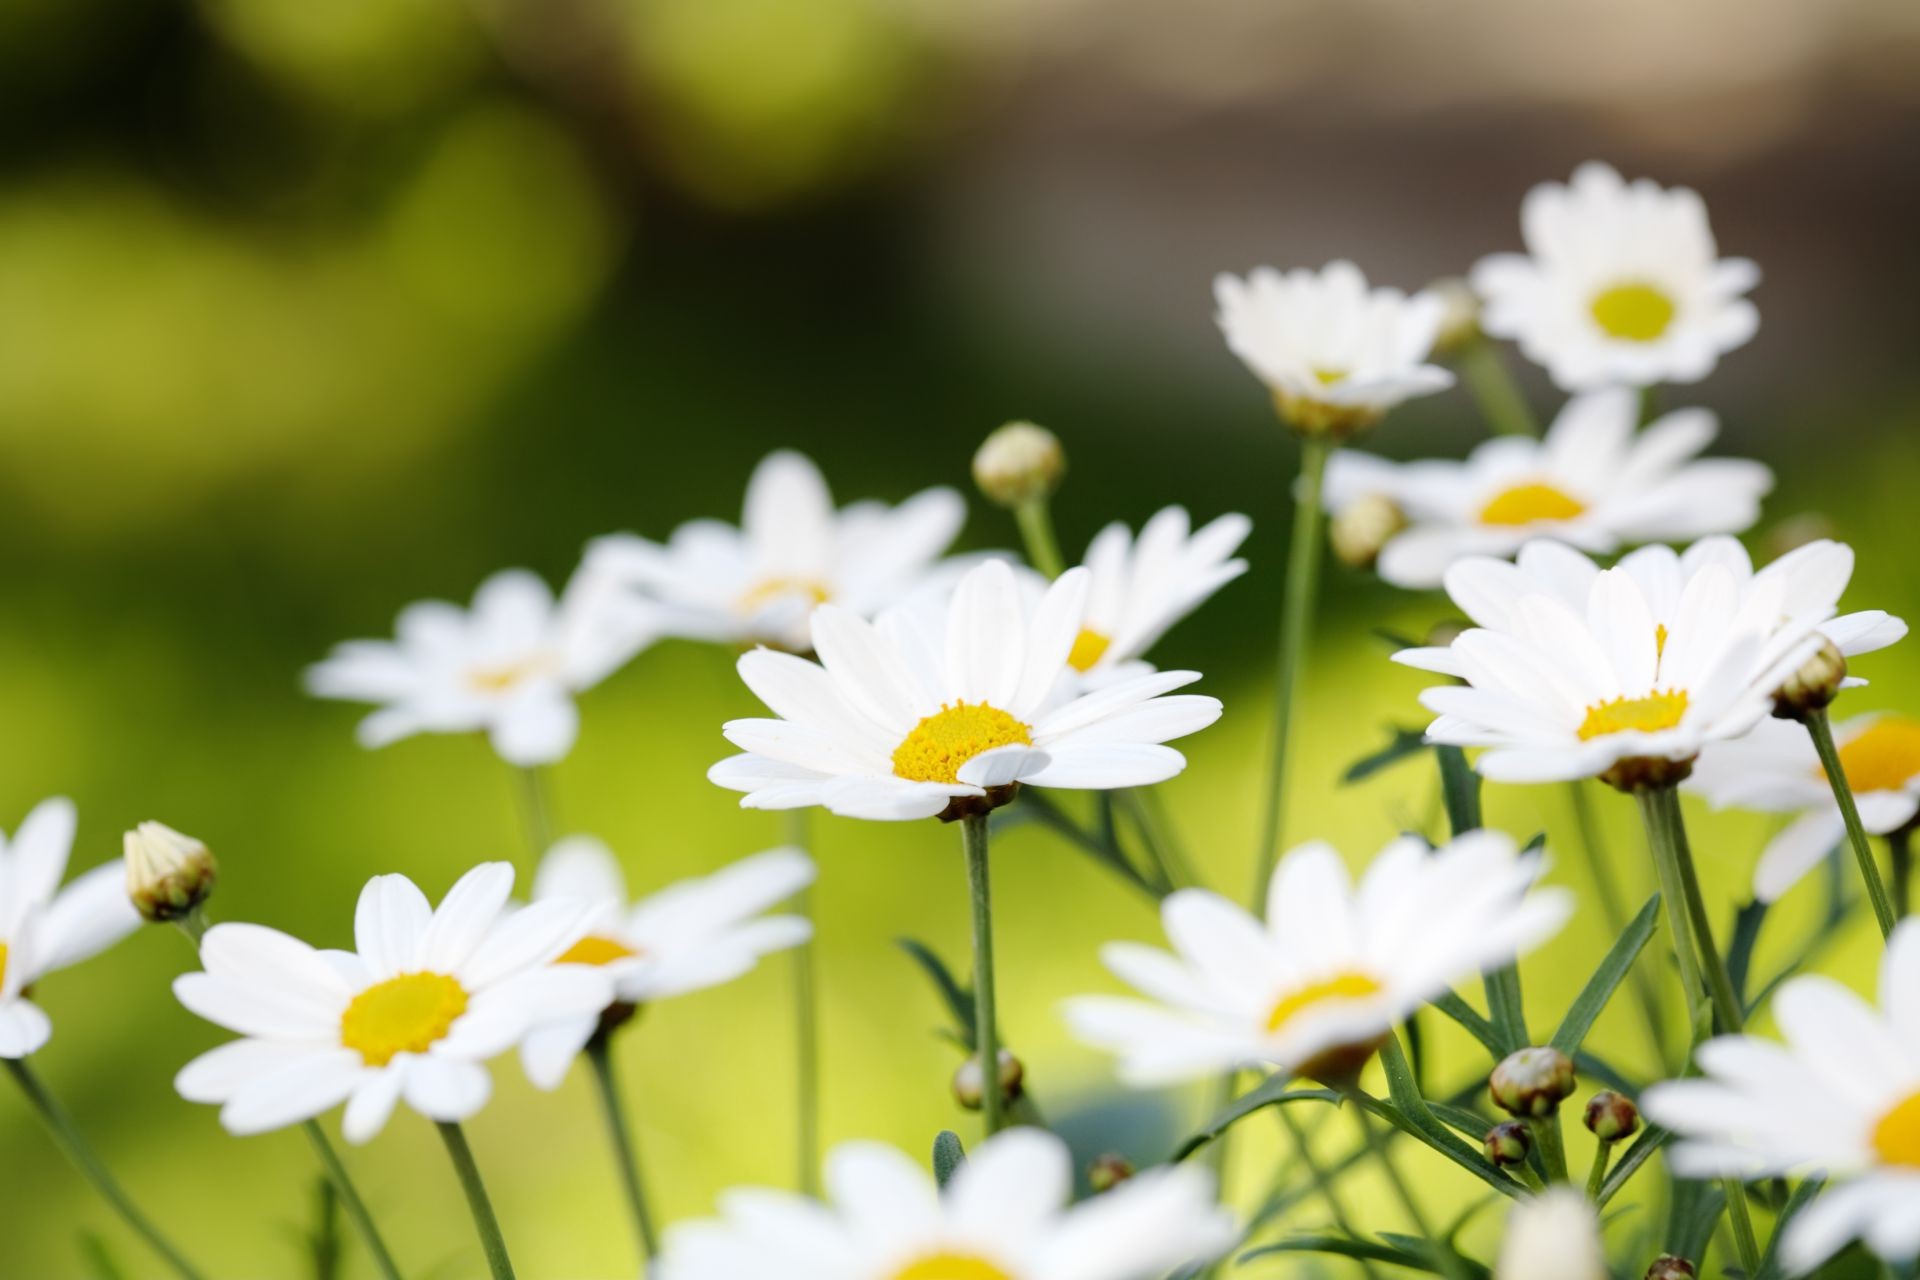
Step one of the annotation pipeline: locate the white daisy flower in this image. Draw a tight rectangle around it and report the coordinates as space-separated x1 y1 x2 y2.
1323 388 1772 589
0 798 141 1058
1402 544 1823 787
1064 506 1252 682
1062 832 1570 1086
586 450 968 654
306 564 655 766
1688 713 1920 903
516 836 815 1087
1472 161 1760 392
655 1126 1237 1280
1642 921 1920 1273
173 863 611 1143
1494 1188 1605 1280
1213 260 1453 436
709 559 1224 822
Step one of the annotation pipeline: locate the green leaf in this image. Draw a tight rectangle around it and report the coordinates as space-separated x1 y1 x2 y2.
1431 991 1503 1057
895 938 975 1047
1669 1179 1727 1264
1343 726 1433 784
1172 1073 1338 1161
1598 1122 1671 1206
75 1234 127 1280
1012 791 1160 900
1369 1038 1524 1199
1726 898 1768 1006
1435 745 1483 835
1550 894 1660 1056
1243 1233 1489 1280
932 1131 967 1187
1754 1176 1827 1280
1482 965 1529 1055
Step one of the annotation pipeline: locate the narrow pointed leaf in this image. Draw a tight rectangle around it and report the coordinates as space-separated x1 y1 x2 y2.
1344 726 1433 784
1243 1233 1489 1280
896 937 975 1046
1432 991 1503 1056
1551 894 1660 1055
1598 1122 1671 1206
932 1131 967 1187
1754 1176 1827 1280
1173 1074 1338 1161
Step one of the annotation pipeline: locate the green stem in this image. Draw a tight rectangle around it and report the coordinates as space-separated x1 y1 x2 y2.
4 1059 207 1280
784 808 821 1194
1567 781 1669 1066
1117 790 1197 891
1274 1102 1379 1279
1013 499 1067 579
1342 1090 1470 1280
586 1037 659 1261
1805 709 1898 938
1457 338 1538 437
1585 1142 1613 1201
1250 436 1330 903
1893 827 1913 918
513 765 556 861
301 1122 405 1280
1529 1114 1570 1183
961 814 1005 1136
436 1122 517 1280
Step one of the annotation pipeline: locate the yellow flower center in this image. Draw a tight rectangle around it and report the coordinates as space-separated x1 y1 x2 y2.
1067 628 1112 673
1872 1089 1920 1168
737 576 831 615
1478 481 1587 527
891 1253 1015 1280
1822 718 1920 795
339 972 469 1067
1265 972 1384 1035
555 935 639 967
1590 282 1677 342
891 702 1033 785
467 656 549 694
0 941 8 988
1311 367 1347 386
1577 690 1690 741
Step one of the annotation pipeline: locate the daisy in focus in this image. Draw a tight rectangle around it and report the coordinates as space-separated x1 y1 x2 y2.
1323 388 1771 588
174 863 610 1142
1688 713 1920 902
1642 922 1920 1274
1063 506 1251 682
0 798 141 1057
1062 832 1569 1086
587 449 968 654
709 559 1223 821
1214 260 1452 437
655 1127 1236 1280
1401 547 1823 788
517 836 815 1087
306 565 655 766
1472 161 1760 391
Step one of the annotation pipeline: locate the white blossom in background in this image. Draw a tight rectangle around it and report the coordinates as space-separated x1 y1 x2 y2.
1324 389 1771 588
1061 506 1251 682
1494 1188 1606 1280
1473 161 1760 391
306 564 656 766
587 450 969 654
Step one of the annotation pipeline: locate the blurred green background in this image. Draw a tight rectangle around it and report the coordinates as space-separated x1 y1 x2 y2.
5 0 1920 1274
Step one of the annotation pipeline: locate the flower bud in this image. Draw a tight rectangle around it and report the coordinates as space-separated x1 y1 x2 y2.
1483 1120 1532 1167
1583 1090 1640 1143
1427 277 1483 358
1330 493 1408 569
1772 638 1847 722
1087 1153 1134 1192
1645 1256 1697 1280
1490 1047 1576 1118
124 821 217 924
973 423 1065 509
952 1049 1023 1111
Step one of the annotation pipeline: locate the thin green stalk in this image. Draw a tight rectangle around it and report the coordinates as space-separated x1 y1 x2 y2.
1250 435 1330 903
1341 1090 1470 1280
961 813 1005 1136
1585 1142 1612 1201
1118 790 1197 891
512 764 556 861
1567 781 1668 1065
1458 338 1538 437
1530 1114 1570 1183
436 1122 516 1280
1805 709 1898 937
784 806 821 1194
1013 499 1067 579
4 1059 206 1280
1274 1103 1381 1280
301 1122 405 1280
586 1037 659 1261
1893 827 1913 917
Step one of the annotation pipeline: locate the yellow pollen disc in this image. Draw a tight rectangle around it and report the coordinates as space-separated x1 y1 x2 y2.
468 657 544 694
555 935 639 967
1311 367 1347 386
1265 972 1383 1035
737 576 831 615
1578 690 1690 741
1067 628 1112 673
891 1253 1015 1280
339 972 469 1067
1872 1090 1920 1168
891 702 1032 785
1478 481 1587 527
0 941 8 988
1822 717 1920 795
1590 282 1677 342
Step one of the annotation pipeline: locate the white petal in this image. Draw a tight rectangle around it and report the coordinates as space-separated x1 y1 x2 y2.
401 1055 492 1121
421 863 516 974
354 874 433 980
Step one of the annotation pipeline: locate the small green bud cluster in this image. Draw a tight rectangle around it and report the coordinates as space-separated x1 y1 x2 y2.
1490 1047 1576 1118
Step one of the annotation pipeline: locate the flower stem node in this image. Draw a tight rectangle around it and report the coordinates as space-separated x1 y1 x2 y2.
1490 1047 1577 1118
1428 277 1484 358
1330 493 1409 570
1598 753 1696 794
1484 1120 1533 1167
1087 1153 1135 1193
1771 638 1848 722
124 821 218 924
1645 1256 1697 1280
1583 1090 1640 1143
1272 390 1382 442
973 422 1066 509
936 784 1021 824
951 1049 1023 1112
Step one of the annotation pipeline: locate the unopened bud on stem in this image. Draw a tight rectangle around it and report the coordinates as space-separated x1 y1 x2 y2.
1645 1256 1697 1280
1087 1153 1134 1192
1584 1090 1640 1143
1330 494 1407 569
973 423 1065 509
952 1049 1023 1111
124 821 217 924
1483 1120 1531 1167
1428 277 1483 358
1772 638 1847 721
1490 1046 1576 1117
